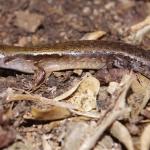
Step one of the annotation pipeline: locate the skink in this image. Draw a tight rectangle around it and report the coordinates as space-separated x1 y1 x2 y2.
0 40 149 80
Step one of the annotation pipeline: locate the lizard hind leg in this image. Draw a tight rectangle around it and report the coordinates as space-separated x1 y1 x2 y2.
31 65 50 92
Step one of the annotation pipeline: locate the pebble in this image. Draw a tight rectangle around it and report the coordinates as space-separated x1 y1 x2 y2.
15 10 44 33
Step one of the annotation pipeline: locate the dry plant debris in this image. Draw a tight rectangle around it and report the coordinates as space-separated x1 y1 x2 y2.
0 110 16 149
63 122 89 150
140 124 150 150
130 16 150 32
110 121 134 150
6 74 101 120
80 31 106 40
3 69 150 150
67 74 100 111
30 106 71 121
128 74 150 120
79 74 133 150
126 16 150 45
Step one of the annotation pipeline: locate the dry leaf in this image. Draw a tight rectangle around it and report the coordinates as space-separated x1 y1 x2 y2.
25 106 71 120
70 110 101 119
130 16 150 32
53 80 82 101
140 124 150 150
126 16 150 44
128 74 150 118
131 74 150 94
67 74 100 111
81 31 106 40
131 25 150 44
110 121 134 150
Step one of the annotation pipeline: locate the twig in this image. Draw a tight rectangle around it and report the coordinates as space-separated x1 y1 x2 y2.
79 108 130 150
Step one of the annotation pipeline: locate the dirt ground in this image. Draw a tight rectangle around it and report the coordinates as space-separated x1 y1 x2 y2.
0 0 150 150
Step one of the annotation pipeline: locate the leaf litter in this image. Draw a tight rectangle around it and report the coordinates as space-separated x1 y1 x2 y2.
6 68 149 150
3 65 150 150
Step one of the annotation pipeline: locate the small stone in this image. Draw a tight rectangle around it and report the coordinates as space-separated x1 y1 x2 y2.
105 2 115 10
94 0 101 5
15 36 31 47
15 10 44 33
82 7 91 16
73 69 83 76
93 9 99 16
